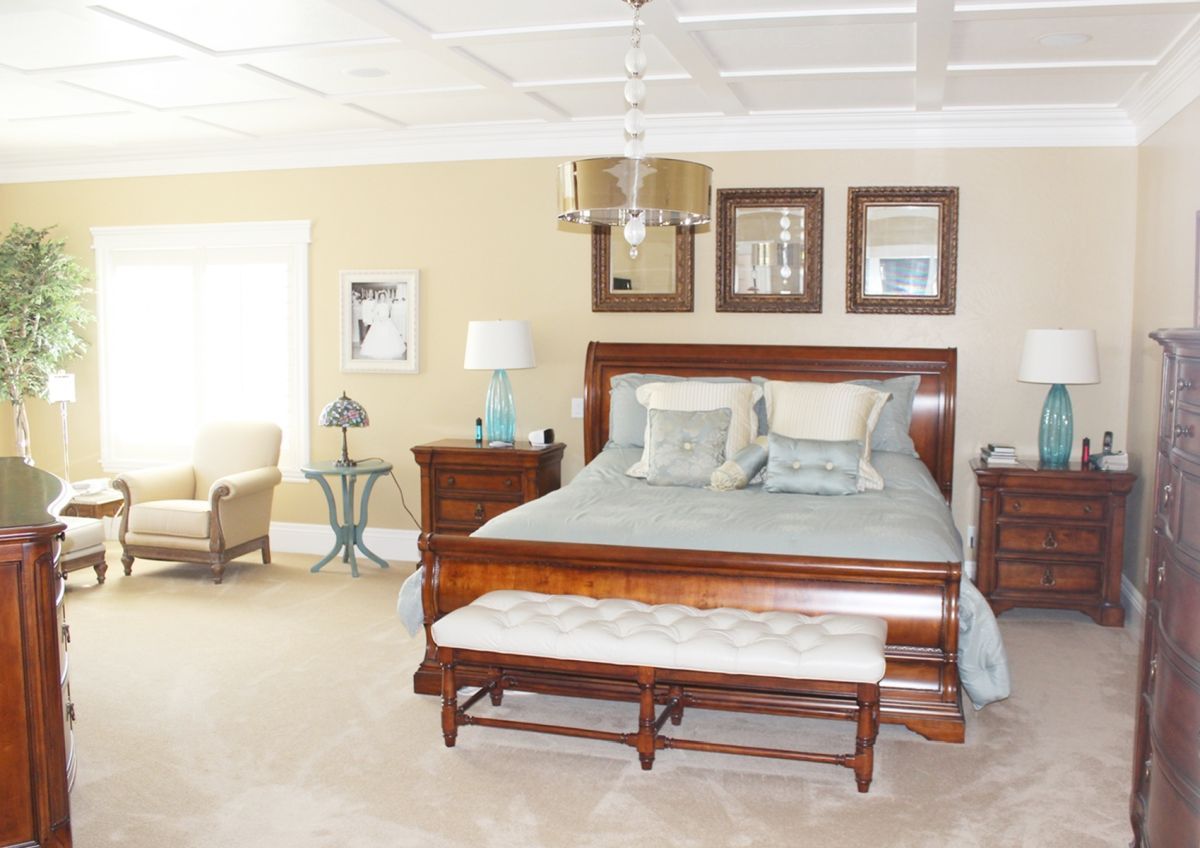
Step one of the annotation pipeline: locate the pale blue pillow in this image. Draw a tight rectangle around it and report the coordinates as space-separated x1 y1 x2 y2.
608 373 748 449
710 437 769 491
850 375 920 456
645 407 732 488
764 433 860 496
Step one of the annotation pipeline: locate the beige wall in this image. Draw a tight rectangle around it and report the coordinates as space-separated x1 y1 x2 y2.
1128 96 1200 589
0 147 1138 542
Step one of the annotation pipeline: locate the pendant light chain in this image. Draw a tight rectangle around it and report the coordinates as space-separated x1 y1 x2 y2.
622 0 649 257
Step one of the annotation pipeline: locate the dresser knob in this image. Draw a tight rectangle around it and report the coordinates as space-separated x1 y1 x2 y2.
1042 531 1058 550
1041 567 1056 586
1082 504 1092 514
1181 378 1194 390
1011 501 1022 512
474 503 485 520
504 478 514 488
446 476 456 487
1175 424 1194 438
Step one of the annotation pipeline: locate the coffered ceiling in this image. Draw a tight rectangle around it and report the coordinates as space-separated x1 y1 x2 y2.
1 0 1198 182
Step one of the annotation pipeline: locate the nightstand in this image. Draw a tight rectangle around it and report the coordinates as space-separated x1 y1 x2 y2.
973 459 1135 626
411 439 565 536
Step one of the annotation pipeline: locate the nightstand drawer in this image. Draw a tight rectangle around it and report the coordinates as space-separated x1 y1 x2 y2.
436 496 519 527
996 524 1104 557
436 469 521 494
995 559 1101 594
999 493 1104 521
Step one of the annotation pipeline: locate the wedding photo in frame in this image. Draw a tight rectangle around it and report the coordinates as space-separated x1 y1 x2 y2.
340 269 419 373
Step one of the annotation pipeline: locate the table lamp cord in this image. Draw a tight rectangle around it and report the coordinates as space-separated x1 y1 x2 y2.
356 457 421 529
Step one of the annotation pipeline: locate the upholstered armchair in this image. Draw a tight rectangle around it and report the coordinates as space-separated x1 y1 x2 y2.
114 421 283 584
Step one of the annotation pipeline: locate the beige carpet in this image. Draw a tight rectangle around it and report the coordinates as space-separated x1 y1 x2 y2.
62 546 1138 848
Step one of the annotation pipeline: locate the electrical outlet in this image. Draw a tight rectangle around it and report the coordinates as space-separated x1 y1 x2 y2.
571 397 584 418
967 524 977 549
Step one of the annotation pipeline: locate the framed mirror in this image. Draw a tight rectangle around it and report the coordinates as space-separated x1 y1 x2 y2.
846 186 958 315
591 225 694 312
716 188 823 313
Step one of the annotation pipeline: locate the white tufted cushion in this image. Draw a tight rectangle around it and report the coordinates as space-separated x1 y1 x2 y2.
433 590 886 684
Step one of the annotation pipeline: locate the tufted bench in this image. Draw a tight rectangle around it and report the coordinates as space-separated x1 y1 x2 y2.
432 590 887 791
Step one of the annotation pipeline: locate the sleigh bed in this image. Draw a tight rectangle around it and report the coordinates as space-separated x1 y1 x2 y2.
413 341 998 743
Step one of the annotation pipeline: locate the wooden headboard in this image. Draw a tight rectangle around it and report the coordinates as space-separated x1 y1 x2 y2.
583 341 958 501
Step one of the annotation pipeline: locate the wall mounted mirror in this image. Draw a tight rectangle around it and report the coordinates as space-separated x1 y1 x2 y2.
716 187 823 313
591 225 694 312
846 186 958 315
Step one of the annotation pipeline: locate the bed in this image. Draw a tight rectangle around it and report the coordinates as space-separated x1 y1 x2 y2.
411 341 1008 743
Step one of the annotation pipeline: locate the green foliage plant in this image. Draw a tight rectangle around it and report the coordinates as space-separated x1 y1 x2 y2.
0 224 92 461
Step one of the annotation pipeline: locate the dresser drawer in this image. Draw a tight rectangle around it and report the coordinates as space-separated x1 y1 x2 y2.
1143 753 1200 848
996 524 1104 557
1159 549 1200 662
1174 403 1200 463
1150 642 1200 791
995 559 1101 594
436 468 522 494
999 493 1105 521
436 496 520 528
1176 356 1200 409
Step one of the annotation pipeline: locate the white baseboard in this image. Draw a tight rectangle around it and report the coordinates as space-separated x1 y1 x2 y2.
269 521 421 564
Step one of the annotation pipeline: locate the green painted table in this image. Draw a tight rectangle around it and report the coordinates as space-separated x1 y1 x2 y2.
302 459 392 577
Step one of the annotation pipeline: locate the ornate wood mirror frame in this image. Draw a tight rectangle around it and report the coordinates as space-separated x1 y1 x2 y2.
716 187 823 313
591 225 694 312
846 186 958 315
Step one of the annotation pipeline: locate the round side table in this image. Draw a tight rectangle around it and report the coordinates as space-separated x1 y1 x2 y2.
302 459 393 577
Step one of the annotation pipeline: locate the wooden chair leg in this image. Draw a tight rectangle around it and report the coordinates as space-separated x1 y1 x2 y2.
211 563 225 584
636 666 657 771
440 648 459 748
94 560 108 584
121 552 134 575
261 538 271 564
854 682 880 793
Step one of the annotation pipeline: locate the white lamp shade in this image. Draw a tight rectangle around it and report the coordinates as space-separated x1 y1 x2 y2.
46 373 76 403
1017 329 1100 385
463 320 536 371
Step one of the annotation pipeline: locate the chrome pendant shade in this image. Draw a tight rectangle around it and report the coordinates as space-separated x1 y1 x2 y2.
556 0 712 258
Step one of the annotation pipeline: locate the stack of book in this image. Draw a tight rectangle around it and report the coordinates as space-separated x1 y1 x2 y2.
980 444 1019 466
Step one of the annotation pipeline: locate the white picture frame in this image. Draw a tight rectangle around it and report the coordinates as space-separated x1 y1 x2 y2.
340 269 419 373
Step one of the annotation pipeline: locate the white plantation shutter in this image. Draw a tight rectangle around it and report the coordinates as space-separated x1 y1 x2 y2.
92 221 310 477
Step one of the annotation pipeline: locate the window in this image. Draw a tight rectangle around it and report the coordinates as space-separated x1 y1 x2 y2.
91 221 310 477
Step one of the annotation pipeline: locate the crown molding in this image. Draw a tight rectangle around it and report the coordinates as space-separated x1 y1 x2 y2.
0 108 1137 185
1126 19 1200 143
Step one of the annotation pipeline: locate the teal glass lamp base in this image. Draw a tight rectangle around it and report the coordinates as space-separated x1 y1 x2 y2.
1038 383 1073 468
484 368 516 443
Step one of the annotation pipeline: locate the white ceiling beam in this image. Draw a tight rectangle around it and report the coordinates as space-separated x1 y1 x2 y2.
915 0 955 110
638 0 748 116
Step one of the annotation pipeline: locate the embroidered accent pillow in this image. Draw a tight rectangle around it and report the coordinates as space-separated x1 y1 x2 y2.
645 408 732 488
627 380 762 478
764 434 860 496
762 380 889 491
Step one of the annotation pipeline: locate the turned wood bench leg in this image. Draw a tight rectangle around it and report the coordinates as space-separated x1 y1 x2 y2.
855 682 880 793
668 684 685 726
489 665 505 706
439 647 458 748
636 666 657 771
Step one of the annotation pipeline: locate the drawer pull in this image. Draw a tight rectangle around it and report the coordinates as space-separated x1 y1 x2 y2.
504 478 514 488
1010 500 1022 513
473 503 485 521
1181 378 1194 391
1042 531 1058 550
1163 483 1172 509
1175 424 1194 438
1157 561 1166 588
1082 504 1092 515
1149 656 1158 683
1041 567 1056 587
446 476 457 487
1144 756 1152 781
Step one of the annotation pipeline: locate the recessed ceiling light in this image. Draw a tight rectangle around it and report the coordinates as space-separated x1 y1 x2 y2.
345 67 389 78
1037 32 1091 48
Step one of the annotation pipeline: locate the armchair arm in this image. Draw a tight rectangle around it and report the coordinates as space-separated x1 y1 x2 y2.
114 463 195 505
209 467 283 501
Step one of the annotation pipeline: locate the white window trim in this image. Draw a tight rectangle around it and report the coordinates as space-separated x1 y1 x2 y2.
91 220 312 481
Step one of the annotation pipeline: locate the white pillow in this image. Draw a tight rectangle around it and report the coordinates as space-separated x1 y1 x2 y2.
627 381 763 479
763 380 890 491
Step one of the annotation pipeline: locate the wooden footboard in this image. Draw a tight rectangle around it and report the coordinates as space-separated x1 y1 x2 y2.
413 533 965 743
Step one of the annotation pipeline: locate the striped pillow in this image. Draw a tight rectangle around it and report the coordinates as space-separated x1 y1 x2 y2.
626 380 763 479
762 380 890 491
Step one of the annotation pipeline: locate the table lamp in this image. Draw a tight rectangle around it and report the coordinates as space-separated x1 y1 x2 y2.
46 372 75 483
318 392 369 467
1018 329 1100 468
463 320 536 445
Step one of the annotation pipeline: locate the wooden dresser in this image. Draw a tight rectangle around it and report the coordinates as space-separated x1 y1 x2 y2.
0 458 74 848
411 440 565 536
1131 328 1200 846
973 460 1135 626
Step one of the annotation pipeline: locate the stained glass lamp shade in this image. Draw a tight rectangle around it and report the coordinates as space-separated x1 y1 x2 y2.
1017 329 1100 468
319 392 369 467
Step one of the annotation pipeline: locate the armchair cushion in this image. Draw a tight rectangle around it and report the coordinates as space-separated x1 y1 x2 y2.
212 467 282 499
128 499 211 539
116 463 195 503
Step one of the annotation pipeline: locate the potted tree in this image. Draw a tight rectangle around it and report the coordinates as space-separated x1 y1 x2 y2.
0 224 91 462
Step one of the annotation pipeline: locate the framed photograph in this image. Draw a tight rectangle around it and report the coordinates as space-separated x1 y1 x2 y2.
340 269 419 373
